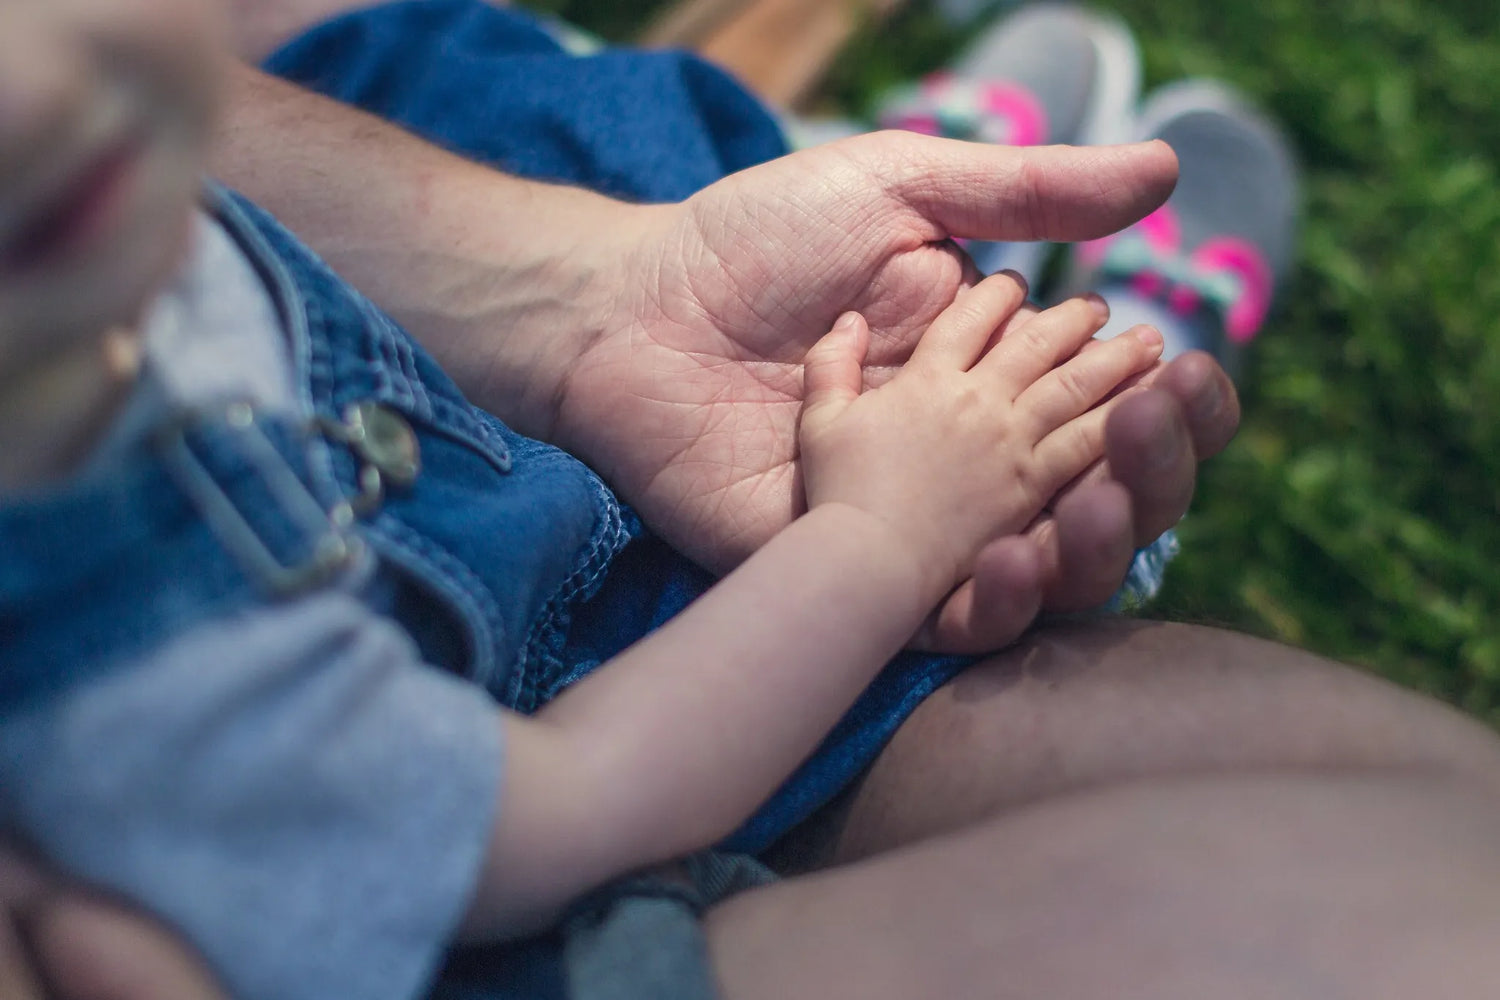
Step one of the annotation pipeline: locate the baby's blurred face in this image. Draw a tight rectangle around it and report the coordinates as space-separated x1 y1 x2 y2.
0 0 225 378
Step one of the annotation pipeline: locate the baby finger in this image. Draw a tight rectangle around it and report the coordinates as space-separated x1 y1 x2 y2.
977 293 1111 391
909 269 1030 372
1020 325 1164 436
1029 391 1139 496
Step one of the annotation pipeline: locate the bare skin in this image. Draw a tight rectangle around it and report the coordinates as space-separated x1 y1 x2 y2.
212 21 1239 654
711 768 1500 1000
11 5 1478 998
0 849 223 1000
10 628 1500 998
768 620 1500 869
14 743 1500 999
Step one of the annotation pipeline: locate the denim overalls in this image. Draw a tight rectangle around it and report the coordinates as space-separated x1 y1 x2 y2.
0 183 628 707
0 182 969 1000
1 6 1179 998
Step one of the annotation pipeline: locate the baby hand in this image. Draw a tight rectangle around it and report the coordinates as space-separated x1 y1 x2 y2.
799 271 1163 591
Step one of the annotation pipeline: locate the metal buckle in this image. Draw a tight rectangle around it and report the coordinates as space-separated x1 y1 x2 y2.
157 402 363 597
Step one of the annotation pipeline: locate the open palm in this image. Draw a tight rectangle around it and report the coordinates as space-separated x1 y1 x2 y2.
554 133 1182 576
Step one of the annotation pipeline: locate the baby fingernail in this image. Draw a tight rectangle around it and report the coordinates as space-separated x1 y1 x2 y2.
999 269 1030 296
1134 325 1164 351
833 311 860 333
1083 293 1110 321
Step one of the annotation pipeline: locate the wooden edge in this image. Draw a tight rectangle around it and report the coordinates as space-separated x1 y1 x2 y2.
641 0 755 48
694 0 909 108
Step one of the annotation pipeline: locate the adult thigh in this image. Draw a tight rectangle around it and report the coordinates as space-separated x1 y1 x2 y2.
772 619 1500 868
711 769 1500 1000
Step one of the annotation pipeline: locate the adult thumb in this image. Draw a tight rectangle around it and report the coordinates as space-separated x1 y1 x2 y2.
863 133 1179 244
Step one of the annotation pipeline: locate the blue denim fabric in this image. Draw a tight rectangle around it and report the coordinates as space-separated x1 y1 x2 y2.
0 185 626 710
0 186 590 1000
266 4 1183 994
262 0 983 860
264 0 788 203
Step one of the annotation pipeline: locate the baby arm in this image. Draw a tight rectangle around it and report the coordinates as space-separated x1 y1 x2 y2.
464 273 1164 939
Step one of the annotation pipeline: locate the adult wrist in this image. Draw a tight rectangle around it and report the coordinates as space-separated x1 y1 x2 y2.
423 177 653 440
211 65 661 442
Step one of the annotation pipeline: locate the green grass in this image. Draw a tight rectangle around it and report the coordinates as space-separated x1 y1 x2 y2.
525 0 1500 724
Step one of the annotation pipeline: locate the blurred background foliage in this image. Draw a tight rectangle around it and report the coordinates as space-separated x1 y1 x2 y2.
523 0 1500 724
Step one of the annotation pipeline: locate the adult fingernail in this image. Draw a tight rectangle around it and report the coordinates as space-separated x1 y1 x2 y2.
1184 378 1218 429
1147 410 1186 471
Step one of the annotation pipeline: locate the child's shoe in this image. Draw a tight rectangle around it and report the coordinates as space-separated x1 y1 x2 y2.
875 3 1141 279
1066 79 1299 376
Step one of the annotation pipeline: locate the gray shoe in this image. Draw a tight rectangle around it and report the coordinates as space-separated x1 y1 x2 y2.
875 3 1142 280
1068 79 1300 375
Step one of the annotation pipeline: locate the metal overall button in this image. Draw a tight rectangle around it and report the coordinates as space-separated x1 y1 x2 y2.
317 402 422 516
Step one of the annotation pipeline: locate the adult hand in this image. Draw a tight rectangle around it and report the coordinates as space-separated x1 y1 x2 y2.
0 847 224 1000
914 347 1239 652
217 77 1234 653
552 132 1237 648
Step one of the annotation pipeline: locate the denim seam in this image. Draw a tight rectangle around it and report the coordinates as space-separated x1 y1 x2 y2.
364 514 504 688
516 480 631 710
210 192 350 509
354 298 513 474
424 398 513 474
363 300 435 420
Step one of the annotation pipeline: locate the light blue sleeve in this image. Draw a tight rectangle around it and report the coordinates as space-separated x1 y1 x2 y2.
0 592 504 1000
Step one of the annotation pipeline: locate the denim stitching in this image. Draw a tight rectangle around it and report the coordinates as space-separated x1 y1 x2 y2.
516 483 631 711
215 191 609 710
358 300 434 421
364 515 504 688
425 399 511 473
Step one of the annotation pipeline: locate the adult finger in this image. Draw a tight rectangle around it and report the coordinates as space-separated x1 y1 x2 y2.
1146 349 1241 460
854 133 1179 245
1051 351 1234 518
1104 387 1198 546
913 535 1044 654
1041 480 1137 612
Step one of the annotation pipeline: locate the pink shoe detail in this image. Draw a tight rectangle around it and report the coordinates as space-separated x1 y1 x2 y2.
878 75 1050 147
1079 204 1181 267
1132 270 1166 298
1191 237 1273 343
1167 284 1203 317
1083 205 1275 345
978 82 1048 146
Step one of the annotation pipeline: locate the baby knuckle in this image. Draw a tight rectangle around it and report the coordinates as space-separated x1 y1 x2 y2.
1017 324 1056 360
1053 365 1093 409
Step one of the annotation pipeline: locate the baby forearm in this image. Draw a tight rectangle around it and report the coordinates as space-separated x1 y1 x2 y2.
462 504 943 939
551 503 943 847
